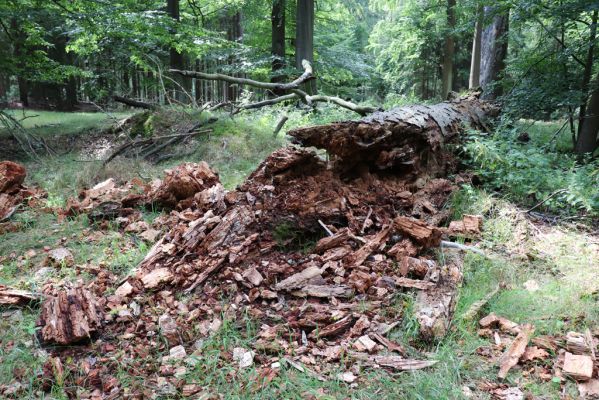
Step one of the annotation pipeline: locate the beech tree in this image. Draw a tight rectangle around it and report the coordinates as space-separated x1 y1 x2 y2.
479 6 509 100
271 0 286 83
441 0 456 99
295 0 316 94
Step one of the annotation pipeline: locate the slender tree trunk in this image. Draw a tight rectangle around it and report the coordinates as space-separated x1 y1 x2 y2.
271 0 286 83
480 6 509 99
11 19 29 107
578 10 598 135
469 3 483 88
296 0 316 94
167 0 190 103
441 0 456 99
226 11 243 102
576 72 599 154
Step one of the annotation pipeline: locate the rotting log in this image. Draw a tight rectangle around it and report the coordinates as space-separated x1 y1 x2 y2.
288 91 499 175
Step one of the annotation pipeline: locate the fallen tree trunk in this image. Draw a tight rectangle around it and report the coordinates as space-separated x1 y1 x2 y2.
113 95 157 110
288 90 499 174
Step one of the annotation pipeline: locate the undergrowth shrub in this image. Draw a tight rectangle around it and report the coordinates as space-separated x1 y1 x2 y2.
461 121 599 216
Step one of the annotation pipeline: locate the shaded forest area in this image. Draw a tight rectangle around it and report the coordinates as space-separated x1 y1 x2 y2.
0 0 599 399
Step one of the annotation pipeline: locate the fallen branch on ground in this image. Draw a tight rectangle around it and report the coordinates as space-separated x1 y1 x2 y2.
113 95 158 110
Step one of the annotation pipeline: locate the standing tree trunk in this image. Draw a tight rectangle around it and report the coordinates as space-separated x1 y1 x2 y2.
480 6 509 99
441 0 456 99
271 0 286 83
167 0 190 103
577 10 598 136
576 72 599 154
296 0 316 94
226 11 243 102
469 3 483 88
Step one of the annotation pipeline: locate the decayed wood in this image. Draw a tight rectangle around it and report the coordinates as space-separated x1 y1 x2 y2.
479 312 521 335
0 285 39 306
291 285 353 298
394 277 436 290
413 255 463 340
0 161 26 193
288 91 499 172
566 331 597 358
563 352 594 381
314 228 350 253
446 214 483 237
274 265 322 291
395 216 441 248
311 315 355 338
371 332 406 355
345 226 391 268
349 351 438 370
498 323 534 379
399 256 433 278
37 286 103 345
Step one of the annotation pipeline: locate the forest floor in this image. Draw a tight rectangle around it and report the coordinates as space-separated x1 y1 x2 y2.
0 109 598 399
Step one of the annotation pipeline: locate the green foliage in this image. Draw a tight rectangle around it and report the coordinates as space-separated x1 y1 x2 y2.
462 121 599 216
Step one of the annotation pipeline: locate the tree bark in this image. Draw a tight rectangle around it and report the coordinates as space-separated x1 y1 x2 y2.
167 0 191 103
271 0 286 83
288 91 500 174
469 3 483 89
441 0 456 99
480 6 509 99
296 0 316 94
576 71 599 154
577 10 598 137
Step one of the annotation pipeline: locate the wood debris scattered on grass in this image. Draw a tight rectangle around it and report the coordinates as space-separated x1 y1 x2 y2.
31 94 500 396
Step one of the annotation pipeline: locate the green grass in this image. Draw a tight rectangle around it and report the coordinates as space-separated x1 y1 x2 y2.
0 109 131 139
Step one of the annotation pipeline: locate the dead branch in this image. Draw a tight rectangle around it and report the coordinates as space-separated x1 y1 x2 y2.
170 60 375 116
113 95 158 110
170 59 314 92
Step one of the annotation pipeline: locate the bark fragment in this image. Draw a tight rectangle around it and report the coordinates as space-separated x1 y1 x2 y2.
498 324 534 379
37 286 103 345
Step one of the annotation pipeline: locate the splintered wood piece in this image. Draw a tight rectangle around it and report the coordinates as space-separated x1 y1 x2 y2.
446 214 483 237
566 331 596 358
274 265 322 291
140 267 173 289
563 352 594 381
311 315 354 338
290 285 353 298
399 256 433 278
371 332 406 355
0 161 26 193
394 216 441 248
498 323 534 379
394 277 436 290
314 228 350 253
345 226 391 268
479 313 520 335
37 286 102 345
349 351 437 370
0 285 38 306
